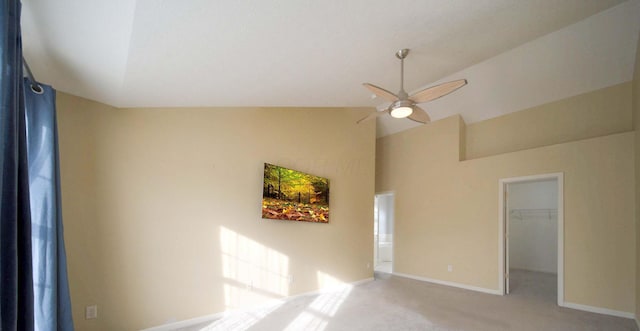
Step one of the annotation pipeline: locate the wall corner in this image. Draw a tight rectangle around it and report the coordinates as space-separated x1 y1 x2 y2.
457 114 467 161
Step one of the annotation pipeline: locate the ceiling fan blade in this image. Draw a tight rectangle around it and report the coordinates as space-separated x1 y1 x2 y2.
362 83 398 102
407 106 430 124
409 79 467 103
356 110 385 124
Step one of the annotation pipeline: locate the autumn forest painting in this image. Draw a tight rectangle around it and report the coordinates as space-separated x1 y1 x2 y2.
262 163 330 223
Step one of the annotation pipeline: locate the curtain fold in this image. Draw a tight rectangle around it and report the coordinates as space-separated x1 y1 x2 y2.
24 81 74 331
1 0 75 330
0 0 35 330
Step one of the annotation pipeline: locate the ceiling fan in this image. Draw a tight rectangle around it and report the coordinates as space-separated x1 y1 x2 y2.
358 48 467 124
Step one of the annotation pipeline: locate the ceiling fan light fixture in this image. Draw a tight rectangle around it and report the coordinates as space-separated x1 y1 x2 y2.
390 106 413 118
390 99 414 118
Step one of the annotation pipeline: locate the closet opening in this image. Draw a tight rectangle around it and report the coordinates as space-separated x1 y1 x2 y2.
499 173 564 306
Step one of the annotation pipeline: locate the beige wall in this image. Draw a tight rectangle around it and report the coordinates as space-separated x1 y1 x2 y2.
57 95 376 330
466 82 632 159
377 108 635 313
57 93 111 331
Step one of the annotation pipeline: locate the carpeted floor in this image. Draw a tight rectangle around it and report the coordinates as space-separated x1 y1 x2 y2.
181 270 637 331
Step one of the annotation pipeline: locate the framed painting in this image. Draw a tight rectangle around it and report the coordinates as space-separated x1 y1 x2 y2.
262 163 329 223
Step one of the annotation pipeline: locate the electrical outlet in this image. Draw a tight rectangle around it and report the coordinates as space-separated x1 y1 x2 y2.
447 265 453 272
85 305 98 319
287 275 294 284
367 262 371 269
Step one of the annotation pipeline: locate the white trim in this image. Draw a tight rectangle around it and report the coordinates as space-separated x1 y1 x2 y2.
139 277 374 331
557 174 564 306
498 172 564 306
561 302 635 319
373 195 379 271
636 316 640 330
140 312 225 331
498 179 505 296
393 272 502 295
505 183 509 294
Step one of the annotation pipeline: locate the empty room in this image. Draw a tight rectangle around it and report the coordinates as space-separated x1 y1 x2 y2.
2 0 640 330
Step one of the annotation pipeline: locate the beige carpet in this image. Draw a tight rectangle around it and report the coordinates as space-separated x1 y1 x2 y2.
180 270 637 331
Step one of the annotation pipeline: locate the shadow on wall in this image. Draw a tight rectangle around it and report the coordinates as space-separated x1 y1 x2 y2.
208 227 354 330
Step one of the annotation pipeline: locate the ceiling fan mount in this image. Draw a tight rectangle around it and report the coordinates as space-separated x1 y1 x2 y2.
395 48 410 60
358 48 467 124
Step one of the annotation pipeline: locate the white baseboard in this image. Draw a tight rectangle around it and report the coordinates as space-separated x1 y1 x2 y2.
140 277 374 331
560 301 635 319
140 312 226 331
393 272 502 295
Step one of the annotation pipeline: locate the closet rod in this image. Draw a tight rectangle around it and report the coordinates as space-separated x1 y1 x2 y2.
22 56 43 94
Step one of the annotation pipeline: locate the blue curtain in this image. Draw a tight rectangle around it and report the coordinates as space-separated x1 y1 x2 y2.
0 0 35 330
25 81 74 331
1 0 74 330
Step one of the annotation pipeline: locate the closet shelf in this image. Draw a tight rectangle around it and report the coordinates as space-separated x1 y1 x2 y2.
509 208 557 220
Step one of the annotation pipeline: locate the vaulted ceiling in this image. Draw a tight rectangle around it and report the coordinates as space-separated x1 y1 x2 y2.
21 0 640 136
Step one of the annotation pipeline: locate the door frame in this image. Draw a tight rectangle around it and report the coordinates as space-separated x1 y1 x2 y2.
498 172 564 306
374 191 395 273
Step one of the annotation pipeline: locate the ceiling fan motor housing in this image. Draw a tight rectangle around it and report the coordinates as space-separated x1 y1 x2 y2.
390 99 413 110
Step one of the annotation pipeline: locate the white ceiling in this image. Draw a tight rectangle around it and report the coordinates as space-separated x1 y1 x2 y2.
377 0 640 136
21 0 639 136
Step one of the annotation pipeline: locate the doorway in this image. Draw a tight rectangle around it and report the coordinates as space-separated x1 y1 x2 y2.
499 173 564 306
374 193 394 274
